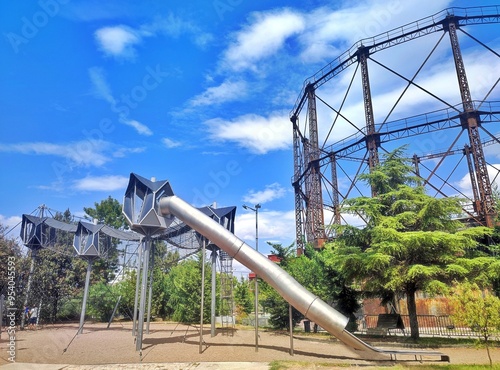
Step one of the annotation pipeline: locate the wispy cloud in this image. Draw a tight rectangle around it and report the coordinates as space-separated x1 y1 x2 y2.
73 175 129 191
204 112 290 154
236 210 295 242
88 67 154 136
0 141 111 167
221 9 305 72
243 183 287 204
94 13 213 60
162 137 182 148
189 80 247 106
0 215 22 234
144 13 214 48
88 67 116 104
95 25 141 59
456 164 500 197
0 141 144 167
121 119 153 136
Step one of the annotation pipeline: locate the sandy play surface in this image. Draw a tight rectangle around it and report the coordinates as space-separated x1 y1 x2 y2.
1 322 498 368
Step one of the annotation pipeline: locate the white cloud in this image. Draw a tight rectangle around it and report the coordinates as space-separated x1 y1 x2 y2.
73 175 129 191
113 146 146 158
484 141 500 159
0 141 145 168
94 14 213 60
162 137 182 148
456 164 500 197
222 9 305 71
143 13 214 48
88 67 115 104
243 183 287 204
88 68 154 136
121 119 153 136
204 112 290 154
0 215 22 234
190 80 247 106
236 210 296 248
0 141 111 167
95 25 141 59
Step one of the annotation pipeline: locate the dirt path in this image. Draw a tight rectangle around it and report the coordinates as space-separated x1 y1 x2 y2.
1 322 498 368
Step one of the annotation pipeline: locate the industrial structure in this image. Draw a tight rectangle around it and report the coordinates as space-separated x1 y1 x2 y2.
290 6 500 252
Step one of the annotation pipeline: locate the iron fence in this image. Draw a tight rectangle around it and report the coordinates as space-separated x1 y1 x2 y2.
358 314 500 339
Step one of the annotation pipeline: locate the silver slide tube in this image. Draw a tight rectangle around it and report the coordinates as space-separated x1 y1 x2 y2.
159 195 449 361
160 196 347 333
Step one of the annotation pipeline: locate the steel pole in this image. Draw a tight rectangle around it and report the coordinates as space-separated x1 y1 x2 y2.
254 205 259 352
132 241 142 336
136 237 151 352
146 242 155 334
79 259 93 334
199 239 206 353
21 250 36 330
210 249 217 337
289 304 294 355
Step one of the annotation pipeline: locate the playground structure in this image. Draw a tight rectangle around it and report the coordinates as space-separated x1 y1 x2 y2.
290 6 500 251
18 172 451 361
119 172 448 362
12 6 500 364
18 192 238 353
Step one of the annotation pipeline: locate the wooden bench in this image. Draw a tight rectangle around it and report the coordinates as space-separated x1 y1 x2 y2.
367 314 405 337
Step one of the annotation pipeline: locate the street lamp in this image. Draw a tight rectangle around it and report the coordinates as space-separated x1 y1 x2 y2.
242 203 261 352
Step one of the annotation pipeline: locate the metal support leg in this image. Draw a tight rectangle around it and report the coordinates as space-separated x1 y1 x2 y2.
136 237 151 352
146 243 155 334
132 241 143 337
79 259 93 334
200 240 206 353
210 249 217 337
21 251 36 330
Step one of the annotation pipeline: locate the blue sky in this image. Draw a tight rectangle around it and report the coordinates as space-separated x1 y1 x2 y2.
1 0 499 266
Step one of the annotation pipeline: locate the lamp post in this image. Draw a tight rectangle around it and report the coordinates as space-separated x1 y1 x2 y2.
242 203 261 352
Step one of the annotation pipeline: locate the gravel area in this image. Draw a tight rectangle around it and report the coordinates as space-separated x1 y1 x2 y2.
1 322 498 369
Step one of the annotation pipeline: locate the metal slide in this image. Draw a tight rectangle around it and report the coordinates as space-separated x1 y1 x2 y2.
159 195 449 362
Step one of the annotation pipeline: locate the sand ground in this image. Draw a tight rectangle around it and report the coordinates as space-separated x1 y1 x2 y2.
1 322 499 369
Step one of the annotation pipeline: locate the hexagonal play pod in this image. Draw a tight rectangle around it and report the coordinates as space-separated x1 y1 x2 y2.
20 214 56 251
73 221 102 259
123 173 174 235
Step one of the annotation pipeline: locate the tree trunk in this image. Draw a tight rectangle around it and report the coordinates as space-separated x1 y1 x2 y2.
406 287 419 339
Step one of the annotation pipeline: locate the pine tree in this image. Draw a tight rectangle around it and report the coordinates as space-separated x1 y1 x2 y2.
325 147 497 339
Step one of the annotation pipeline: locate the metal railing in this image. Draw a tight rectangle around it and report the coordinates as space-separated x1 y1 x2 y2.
358 314 499 339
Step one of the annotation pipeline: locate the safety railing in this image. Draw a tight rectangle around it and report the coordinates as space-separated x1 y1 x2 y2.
358 314 499 339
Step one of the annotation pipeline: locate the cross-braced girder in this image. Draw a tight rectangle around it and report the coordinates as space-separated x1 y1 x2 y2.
290 6 500 249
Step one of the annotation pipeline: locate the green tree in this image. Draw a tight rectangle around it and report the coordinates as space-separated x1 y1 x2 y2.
451 282 500 366
0 223 23 295
234 277 253 319
0 223 26 322
327 147 496 339
87 281 121 322
83 197 127 283
260 243 360 331
29 210 86 322
164 254 211 323
83 196 126 229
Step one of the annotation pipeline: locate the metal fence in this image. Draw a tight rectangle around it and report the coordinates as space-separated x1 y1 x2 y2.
358 314 499 338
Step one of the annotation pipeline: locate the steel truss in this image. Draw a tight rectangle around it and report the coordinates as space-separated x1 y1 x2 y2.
291 6 500 251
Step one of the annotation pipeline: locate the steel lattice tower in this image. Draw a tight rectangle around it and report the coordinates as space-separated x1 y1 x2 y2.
291 6 500 251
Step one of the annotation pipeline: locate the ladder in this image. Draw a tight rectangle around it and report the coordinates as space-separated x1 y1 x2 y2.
219 250 235 335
